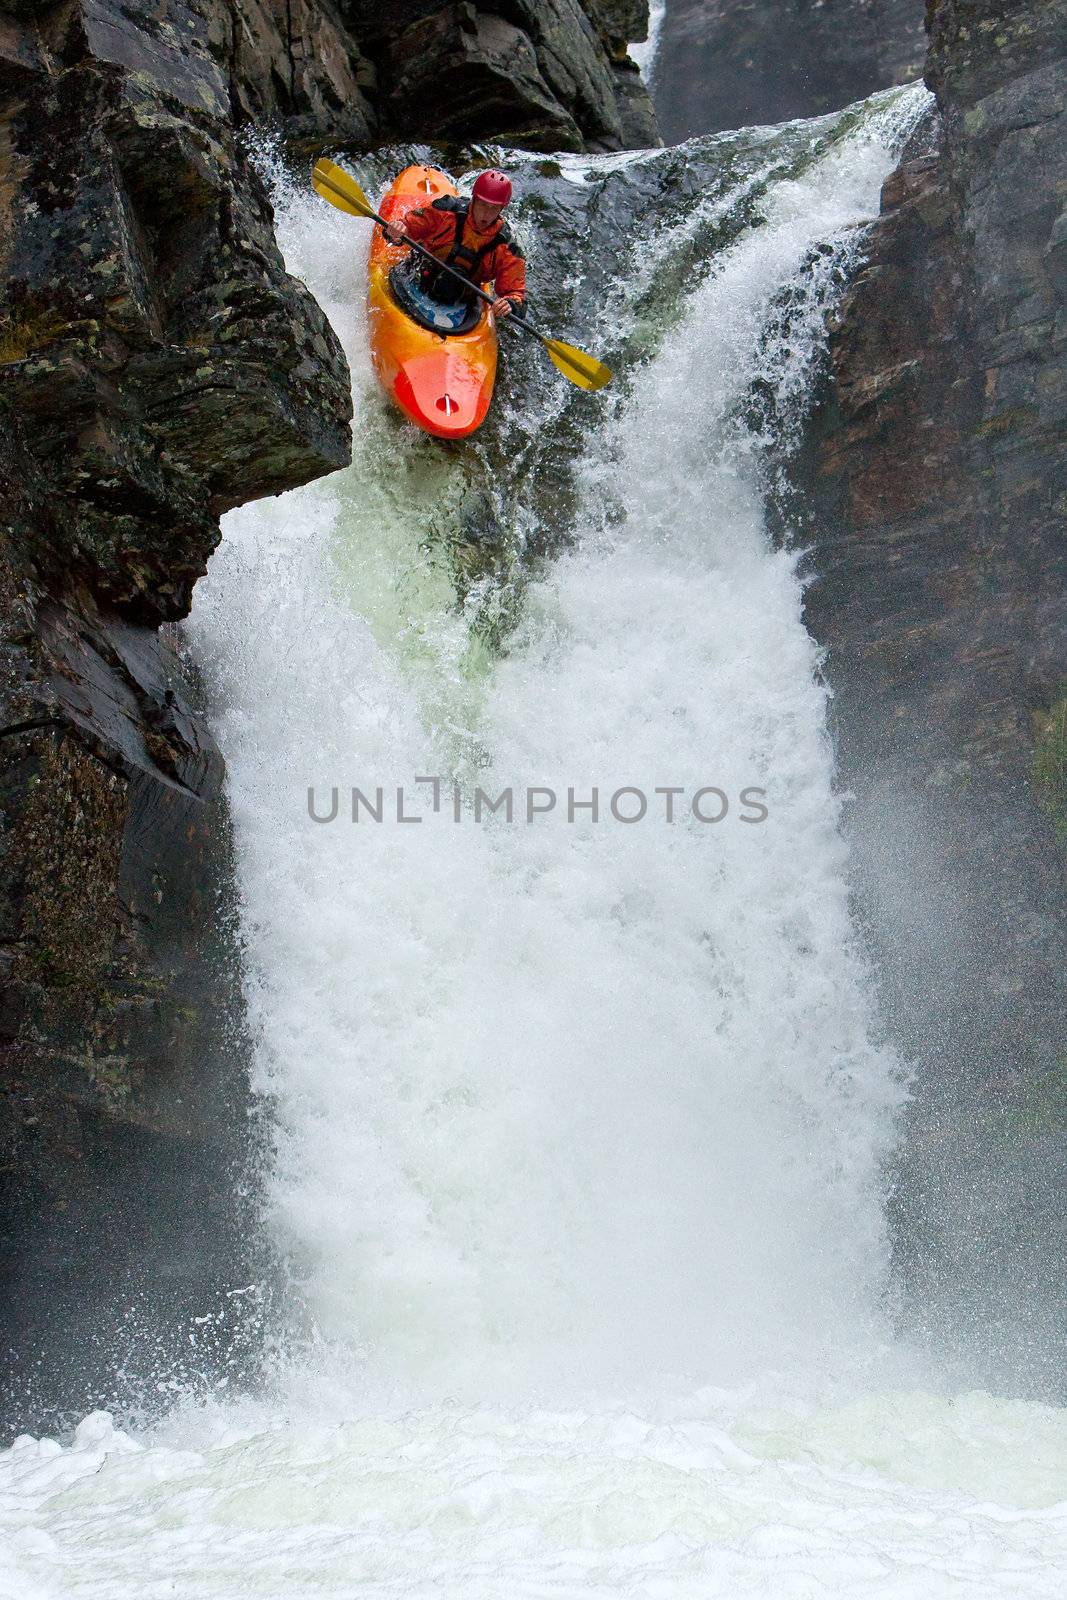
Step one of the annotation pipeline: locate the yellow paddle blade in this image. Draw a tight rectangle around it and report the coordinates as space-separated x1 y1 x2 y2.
543 337 612 391
311 158 376 221
312 159 612 393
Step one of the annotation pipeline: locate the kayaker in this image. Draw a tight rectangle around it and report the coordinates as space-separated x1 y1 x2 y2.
381 169 526 321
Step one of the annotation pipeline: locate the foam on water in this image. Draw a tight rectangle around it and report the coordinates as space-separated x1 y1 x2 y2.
192 96 928 1405
3 1392 1066 1598
3 90 1066 1597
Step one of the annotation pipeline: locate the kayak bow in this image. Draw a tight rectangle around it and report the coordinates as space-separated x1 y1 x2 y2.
368 166 497 440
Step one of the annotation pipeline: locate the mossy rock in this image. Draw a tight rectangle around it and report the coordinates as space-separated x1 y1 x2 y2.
0 308 72 365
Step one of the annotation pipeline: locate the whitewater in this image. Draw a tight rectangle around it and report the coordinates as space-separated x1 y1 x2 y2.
2 91 1065 1599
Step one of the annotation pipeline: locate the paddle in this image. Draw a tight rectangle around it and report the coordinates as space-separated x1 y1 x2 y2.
311 159 613 393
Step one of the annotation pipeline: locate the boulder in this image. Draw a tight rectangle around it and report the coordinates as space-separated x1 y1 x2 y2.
229 0 377 148
386 2 586 149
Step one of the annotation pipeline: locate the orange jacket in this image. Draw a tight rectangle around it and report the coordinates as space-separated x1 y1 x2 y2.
400 199 526 305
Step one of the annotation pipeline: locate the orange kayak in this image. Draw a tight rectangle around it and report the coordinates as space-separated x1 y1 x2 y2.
367 165 498 440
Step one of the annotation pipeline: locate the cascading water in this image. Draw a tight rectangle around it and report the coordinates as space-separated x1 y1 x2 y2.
2 89 1065 1600
630 0 666 81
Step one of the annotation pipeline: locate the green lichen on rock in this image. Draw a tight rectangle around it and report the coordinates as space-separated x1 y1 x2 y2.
976 406 1033 439
0 308 70 365
1032 687 1067 843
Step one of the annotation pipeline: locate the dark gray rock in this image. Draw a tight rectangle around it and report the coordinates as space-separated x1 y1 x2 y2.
0 0 353 1432
513 0 624 148
798 2 1067 1393
0 0 353 622
0 519 268 1433
581 0 648 52
386 2 589 150
345 1 658 152
654 0 926 141
229 1 377 150
611 52 660 146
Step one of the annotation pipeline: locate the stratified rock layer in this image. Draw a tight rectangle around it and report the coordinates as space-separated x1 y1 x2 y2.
802 1 1067 1389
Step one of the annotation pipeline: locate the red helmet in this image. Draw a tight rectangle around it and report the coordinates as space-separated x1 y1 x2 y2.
472 169 512 206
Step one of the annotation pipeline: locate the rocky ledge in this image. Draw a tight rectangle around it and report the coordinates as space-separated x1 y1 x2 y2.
216 0 658 154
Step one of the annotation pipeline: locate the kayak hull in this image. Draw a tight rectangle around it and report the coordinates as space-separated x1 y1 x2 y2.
368 166 498 440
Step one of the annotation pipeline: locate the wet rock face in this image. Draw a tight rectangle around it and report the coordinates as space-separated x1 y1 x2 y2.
800 3 1067 1390
384 1 620 152
229 1 377 148
358 1 659 152
0 0 353 1432
926 0 1067 543
0 529 265 1433
655 0 926 141
0 0 353 623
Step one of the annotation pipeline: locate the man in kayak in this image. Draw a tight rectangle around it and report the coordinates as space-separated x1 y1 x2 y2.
382 169 526 321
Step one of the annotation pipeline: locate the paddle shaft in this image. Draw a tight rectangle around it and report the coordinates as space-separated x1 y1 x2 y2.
312 162 610 387
371 205 551 343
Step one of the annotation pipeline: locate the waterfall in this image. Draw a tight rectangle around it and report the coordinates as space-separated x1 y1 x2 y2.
4 88 1065 1600
630 1 666 81
184 93 920 1402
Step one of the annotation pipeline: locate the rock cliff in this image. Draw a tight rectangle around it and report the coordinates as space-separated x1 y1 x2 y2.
655 0 926 142
800 0 1067 1389
218 0 658 153
0 0 353 1430
356 0 659 152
